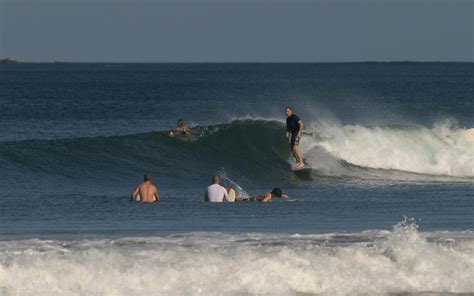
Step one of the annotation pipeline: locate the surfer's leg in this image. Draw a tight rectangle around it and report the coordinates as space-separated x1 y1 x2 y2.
290 136 298 163
291 143 304 167
290 135 304 166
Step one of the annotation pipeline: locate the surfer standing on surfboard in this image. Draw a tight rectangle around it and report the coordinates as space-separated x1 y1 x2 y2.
285 106 304 168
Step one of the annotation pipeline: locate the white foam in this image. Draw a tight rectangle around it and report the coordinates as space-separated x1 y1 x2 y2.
1 223 473 295
300 121 474 178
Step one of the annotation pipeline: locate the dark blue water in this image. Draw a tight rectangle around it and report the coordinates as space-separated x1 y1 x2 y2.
0 63 473 239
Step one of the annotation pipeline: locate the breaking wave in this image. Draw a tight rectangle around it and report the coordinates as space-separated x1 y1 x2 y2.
0 220 473 295
1 120 472 186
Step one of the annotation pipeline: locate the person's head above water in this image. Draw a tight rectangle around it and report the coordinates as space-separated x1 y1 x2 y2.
177 119 185 128
284 106 293 117
144 173 152 182
271 187 282 197
212 175 221 184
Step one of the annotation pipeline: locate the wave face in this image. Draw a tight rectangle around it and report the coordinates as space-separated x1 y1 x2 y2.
1 119 473 188
0 120 290 186
0 221 473 295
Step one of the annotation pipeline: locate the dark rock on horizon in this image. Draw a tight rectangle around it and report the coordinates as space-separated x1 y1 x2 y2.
0 58 19 64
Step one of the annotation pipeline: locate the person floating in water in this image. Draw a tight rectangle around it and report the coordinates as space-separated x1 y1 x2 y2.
169 119 190 137
285 106 304 168
237 188 288 202
204 175 229 202
131 173 160 203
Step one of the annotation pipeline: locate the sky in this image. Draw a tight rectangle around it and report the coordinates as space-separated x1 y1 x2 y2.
0 0 472 62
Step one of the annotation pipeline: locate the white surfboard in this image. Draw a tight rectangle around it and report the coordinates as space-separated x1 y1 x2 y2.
287 198 303 202
227 188 236 202
133 193 141 202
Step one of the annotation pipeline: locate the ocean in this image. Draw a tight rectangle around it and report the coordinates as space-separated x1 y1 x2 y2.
0 63 473 295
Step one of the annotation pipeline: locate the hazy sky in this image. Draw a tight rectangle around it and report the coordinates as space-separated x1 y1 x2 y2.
1 0 472 62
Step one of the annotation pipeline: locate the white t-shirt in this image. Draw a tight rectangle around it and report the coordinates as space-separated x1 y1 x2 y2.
204 184 228 202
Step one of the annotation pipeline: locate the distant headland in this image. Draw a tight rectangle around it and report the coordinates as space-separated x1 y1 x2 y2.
0 58 67 65
1 58 470 64
0 58 19 64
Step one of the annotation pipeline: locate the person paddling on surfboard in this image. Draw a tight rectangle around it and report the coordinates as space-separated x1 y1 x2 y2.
169 119 190 137
237 188 288 202
131 173 160 203
285 106 304 168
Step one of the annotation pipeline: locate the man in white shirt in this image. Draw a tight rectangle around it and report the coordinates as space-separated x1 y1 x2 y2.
204 175 229 202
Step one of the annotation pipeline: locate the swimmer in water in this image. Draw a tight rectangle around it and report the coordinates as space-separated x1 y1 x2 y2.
204 175 229 202
169 119 190 137
131 173 160 203
237 188 288 202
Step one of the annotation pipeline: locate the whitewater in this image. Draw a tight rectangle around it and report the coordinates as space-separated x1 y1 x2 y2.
301 120 474 178
1 220 473 296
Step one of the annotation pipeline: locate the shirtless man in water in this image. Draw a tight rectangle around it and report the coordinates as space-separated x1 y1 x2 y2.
131 174 160 203
238 188 288 202
169 119 190 137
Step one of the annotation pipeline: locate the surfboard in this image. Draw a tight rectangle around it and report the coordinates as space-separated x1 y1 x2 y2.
293 166 311 172
287 198 303 202
292 165 313 180
133 193 141 202
292 162 311 171
227 188 236 202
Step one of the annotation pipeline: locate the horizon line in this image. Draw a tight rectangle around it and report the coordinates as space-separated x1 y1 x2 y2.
1 59 473 64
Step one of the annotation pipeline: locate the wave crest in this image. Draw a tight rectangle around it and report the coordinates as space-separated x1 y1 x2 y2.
302 121 474 178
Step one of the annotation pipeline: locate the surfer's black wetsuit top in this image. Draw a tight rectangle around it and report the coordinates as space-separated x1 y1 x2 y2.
286 114 301 148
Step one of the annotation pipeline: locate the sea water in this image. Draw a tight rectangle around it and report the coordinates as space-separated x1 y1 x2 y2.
0 63 473 295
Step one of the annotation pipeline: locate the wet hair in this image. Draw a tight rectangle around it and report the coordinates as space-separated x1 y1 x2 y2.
271 187 282 197
144 174 152 181
177 119 185 127
212 175 221 184
285 106 293 111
